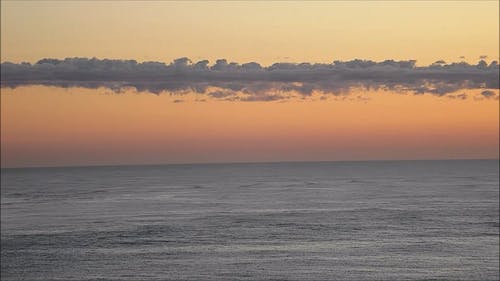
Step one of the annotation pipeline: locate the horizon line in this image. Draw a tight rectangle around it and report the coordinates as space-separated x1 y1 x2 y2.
2 157 498 170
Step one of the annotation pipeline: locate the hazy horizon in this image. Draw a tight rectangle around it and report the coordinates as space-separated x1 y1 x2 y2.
1 157 498 170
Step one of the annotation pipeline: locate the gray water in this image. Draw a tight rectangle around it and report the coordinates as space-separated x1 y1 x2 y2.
1 160 499 281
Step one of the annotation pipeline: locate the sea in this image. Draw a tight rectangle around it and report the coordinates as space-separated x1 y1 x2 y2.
1 160 499 281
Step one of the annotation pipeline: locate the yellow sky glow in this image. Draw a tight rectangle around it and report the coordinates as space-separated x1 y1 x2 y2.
1 1 498 65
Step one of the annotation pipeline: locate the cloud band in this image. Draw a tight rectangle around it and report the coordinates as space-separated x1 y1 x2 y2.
1 57 498 101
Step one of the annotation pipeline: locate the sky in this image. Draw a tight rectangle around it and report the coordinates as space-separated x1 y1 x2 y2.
1 1 499 168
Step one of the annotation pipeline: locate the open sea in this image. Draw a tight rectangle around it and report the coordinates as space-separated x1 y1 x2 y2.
1 160 499 281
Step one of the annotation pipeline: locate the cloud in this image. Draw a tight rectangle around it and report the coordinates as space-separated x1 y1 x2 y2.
480 90 498 99
1 57 498 101
481 90 495 97
207 90 233 98
447 93 468 100
433 60 446 64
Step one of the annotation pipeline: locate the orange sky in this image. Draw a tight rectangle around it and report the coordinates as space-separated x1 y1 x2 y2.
0 1 499 167
1 86 498 167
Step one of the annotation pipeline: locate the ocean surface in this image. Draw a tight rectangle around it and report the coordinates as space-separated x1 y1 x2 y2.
1 160 499 281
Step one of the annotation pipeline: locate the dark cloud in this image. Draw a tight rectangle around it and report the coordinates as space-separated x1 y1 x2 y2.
433 60 446 64
207 90 233 98
447 93 468 100
480 90 497 98
1 57 498 101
